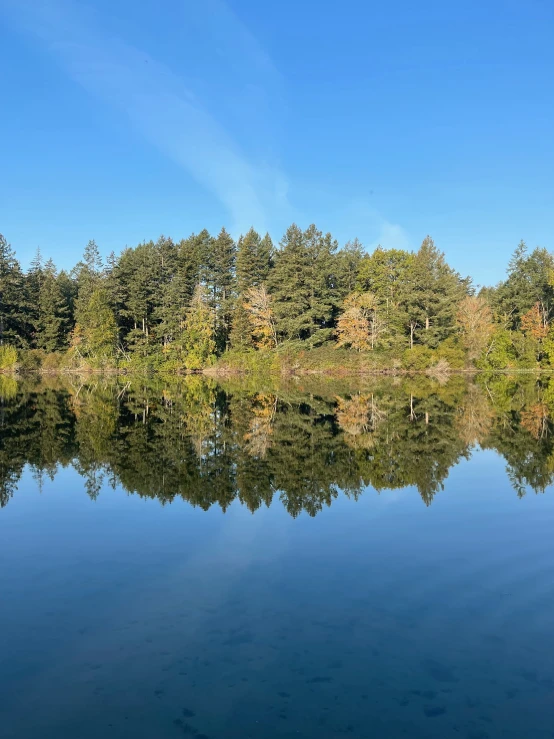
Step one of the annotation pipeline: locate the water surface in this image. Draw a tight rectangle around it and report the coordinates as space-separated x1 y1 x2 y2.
1 375 554 738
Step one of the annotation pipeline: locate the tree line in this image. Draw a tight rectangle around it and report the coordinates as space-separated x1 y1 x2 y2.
1 227 553 371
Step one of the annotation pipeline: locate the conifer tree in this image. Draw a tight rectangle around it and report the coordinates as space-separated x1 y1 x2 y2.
205 228 236 351
403 236 468 348
268 224 338 343
36 259 70 352
495 242 554 327
236 228 273 293
337 238 364 297
0 234 30 346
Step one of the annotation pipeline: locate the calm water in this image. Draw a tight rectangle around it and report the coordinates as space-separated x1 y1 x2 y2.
1 374 554 738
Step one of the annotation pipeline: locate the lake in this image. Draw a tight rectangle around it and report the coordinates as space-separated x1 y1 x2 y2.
1 374 554 738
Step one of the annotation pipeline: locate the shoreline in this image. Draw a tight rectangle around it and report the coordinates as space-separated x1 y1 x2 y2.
2 367 553 379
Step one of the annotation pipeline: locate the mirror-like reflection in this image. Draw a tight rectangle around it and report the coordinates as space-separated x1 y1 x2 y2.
2 373 554 513
2 373 554 739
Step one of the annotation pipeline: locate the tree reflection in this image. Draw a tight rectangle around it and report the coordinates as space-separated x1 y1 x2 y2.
1 374 554 513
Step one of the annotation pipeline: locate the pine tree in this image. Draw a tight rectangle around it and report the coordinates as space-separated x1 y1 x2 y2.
403 236 469 348
36 259 70 352
236 228 273 293
0 234 30 347
205 228 236 351
336 238 364 297
155 236 199 352
233 229 273 349
495 241 554 327
73 239 104 327
268 224 338 343
26 247 44 343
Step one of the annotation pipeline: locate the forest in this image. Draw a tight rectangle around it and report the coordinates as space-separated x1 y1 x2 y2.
0 227 553 373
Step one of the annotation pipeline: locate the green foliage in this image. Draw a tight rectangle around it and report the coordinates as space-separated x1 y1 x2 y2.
72 286 118 366
268 223 339 343
0 227 553 374
404 236 470 348
0 344 18 371
36 260 70 352
236 228 273 292
494 241 554 327
0 234 31 347
402 346 435 370
205 228 236 351
182 285 216 370
17 349 45 371
477 328 518 370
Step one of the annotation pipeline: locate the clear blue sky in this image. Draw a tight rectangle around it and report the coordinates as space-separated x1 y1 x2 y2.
1 0 553 286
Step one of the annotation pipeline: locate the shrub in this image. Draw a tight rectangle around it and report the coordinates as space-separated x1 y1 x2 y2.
436 345 466 369
402 345 434 370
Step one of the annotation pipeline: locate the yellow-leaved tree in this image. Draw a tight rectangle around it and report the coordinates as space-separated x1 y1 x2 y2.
243 285 278 350
335 292 384 351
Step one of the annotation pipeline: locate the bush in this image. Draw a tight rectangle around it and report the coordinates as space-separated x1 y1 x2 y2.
436 345 466 369
402 346 434 370
0 345 18 371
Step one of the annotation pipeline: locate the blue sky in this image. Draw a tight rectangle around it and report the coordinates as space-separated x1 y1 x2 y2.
0 0 553 286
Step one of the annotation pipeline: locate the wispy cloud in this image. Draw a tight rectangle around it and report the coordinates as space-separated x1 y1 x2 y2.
2 0 290 235
329 197 411 252
369 219 411 251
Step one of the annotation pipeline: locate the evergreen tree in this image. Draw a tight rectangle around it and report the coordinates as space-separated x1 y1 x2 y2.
155 236 199 353
232 229 273 349
495 241 554 327
26 247 44 343
268 223 339 343
229 302 255 350
73 239 104 332
0 234 30 347
205 228 236 351
336 238 364 297
403 236 469 348
36 259 70 352
236 228 273 292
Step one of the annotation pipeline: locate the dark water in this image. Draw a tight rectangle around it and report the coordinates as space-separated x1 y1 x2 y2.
1 374 554 738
